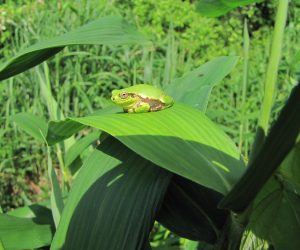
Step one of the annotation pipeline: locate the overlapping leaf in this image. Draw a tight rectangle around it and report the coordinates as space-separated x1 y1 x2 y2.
157 175 227 243
164 56 238 111
0 16 148 81
64 131 100 167
51 136 172 250
7 203 52 221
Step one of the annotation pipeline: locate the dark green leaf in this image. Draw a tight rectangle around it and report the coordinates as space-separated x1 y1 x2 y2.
0 16 148 81
51 136 172 250
280 141 300 193
164 56 238 111
248 178 300 250
157 175 227 243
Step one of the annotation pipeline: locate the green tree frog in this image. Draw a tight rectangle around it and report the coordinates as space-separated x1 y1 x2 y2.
111 84 174 113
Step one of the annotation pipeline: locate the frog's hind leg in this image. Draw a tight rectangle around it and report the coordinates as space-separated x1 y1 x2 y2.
134 103 151 113
150 103 164 111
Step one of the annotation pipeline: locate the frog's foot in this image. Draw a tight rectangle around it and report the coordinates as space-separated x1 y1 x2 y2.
124 108 134 113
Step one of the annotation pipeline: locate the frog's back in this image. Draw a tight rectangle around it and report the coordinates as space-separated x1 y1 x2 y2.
126 84 163 98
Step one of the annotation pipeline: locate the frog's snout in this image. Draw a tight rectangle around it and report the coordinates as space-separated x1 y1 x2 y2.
111 96 115 101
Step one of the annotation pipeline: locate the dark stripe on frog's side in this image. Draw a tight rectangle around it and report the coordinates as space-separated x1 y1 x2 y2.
129 93 167 112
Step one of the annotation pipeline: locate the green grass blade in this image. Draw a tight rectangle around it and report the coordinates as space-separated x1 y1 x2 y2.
0 213 54 250
258 0 289 135
239 19 250 156
0 16 148 81
10 113 48 143
219 83 300 212
51 136 172 250
164 56 238 111
47 148 64 228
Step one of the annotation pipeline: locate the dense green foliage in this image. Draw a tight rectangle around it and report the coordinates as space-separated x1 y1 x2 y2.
0 0 300 249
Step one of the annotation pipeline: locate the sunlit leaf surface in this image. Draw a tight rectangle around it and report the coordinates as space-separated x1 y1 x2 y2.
48 103 245 194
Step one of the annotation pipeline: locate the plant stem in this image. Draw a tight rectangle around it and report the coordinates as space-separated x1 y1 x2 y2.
258 0 289 134
239 19 250 157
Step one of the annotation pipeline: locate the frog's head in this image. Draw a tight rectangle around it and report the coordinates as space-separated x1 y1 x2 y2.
111 89 139 107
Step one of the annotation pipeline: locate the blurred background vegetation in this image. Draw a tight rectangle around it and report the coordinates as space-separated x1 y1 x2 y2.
0 0 299 234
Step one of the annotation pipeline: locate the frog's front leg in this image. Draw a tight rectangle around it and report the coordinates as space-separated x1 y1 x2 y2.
133 102 151 113
160 95 174 108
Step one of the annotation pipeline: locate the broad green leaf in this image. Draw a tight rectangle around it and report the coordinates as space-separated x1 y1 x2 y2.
0 213 54 250
248 178 300 250
11 113 47 143
0 16 148 81
51 136 171 250
220 83 300 211
157 175 227 243
196 0 262 17
64 131 101 167
164 56 239 111
49 103 244 195
70 103 245 194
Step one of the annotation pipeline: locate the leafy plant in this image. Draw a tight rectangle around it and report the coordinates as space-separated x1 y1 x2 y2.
0 1 299 250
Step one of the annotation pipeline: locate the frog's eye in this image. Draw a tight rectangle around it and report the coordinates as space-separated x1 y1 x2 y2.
119 92 129 99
